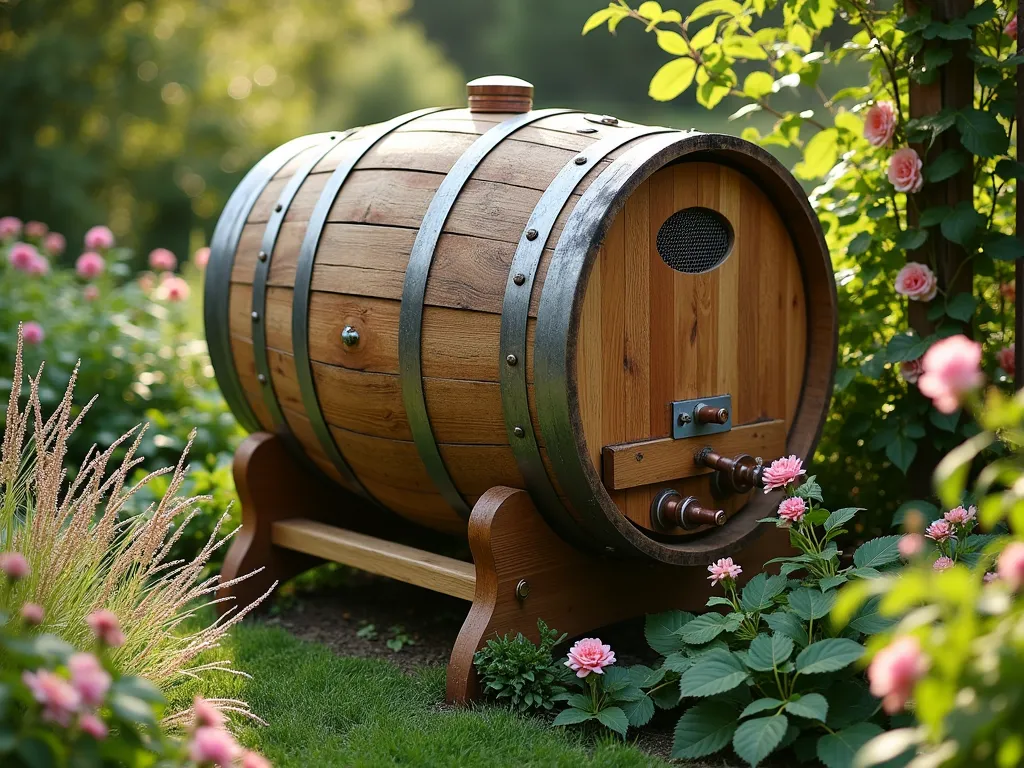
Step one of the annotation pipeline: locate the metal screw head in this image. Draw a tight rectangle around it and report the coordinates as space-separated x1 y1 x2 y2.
257 373 267 384
677 412 692 425
506 353 518 366
576 127 598 134
574 156 588 165
600 115 619 125
274 203 283 213
525 228 538 241
512 273 526 286
515 579 531 601
513 426 525 438
258 251 268 262
635 452 644 462
251 311 260 321
341 326 360 347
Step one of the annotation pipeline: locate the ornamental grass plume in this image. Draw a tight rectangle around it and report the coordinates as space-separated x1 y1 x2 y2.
0 327 271 720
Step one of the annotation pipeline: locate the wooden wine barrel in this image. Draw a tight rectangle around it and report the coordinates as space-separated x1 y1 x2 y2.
204 77 837 565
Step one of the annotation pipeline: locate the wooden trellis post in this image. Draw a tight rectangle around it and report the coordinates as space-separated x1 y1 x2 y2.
1016 3 1022 389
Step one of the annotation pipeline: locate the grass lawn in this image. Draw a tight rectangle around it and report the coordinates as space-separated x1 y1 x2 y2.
171 622 673 767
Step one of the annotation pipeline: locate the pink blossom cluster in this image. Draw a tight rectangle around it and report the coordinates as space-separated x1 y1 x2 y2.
707 557 742 586
868 635 928 714
777 496 807 525
918 335 984 414
189 696 271 767
1 217 65 256
565 638 616 678
8 241 50 277
761 455 805 493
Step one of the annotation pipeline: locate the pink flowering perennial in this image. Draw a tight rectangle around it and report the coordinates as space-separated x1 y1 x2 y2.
868 635 927 714
0 551 29 579
148 247 177 271
777 496 806 524
75 251 105 280
894 262 937 302
23 669 82 726
898 534 924 559
565 637 616 678
863 102 896 147
933 556 955 572
997 541 1024 591
68 652 111 707
707 557 742 586
918 335 984 414
944 505 976 527
925 519 955 543
887 147 924 193
86 610 125 648
83 225 115 250
761 455 805 493
189 726 241 766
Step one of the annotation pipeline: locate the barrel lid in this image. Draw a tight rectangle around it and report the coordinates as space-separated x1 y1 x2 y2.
467 75 534 113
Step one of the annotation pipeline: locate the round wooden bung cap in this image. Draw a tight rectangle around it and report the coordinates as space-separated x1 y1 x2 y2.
467 75 533 114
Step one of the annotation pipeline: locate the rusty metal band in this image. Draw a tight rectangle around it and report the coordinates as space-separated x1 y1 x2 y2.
205 134 328 434
293 108 445 502
251 130 355 442
535 131 688 553
398 108 575 519
499 125 675 550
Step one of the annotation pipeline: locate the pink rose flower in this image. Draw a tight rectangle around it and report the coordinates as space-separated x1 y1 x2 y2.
79 713 108 740
86 610 125 647
761 455 806 493
43 232 65 255
83 225 115 251
933 556 955 571
565 637 616 678
707 557 742 586
157 275 190 302
83 285 100 302
241 751 272 768
0 216 22 239
944 505 976 527
777 496 807 524
21 602 45 625
138 272 156 294
998 344 1015 375
189 726 241 766
22 669 82 726
22 322 44 345
75 252 105 280
24 221 47 238
148 247 177 271
894 262 937 302
0 551 29 579
925 519 955 543
888 147 924 194
68 652 111 707
898 533 925 559
918 335 984 414
864 102 897 147
27 255 49 275
9 242 39 272
194 696 227 729
997 541 1024 591
1007 14 1018 40
193 246 211 268
899 358 924 384
868 635 927 714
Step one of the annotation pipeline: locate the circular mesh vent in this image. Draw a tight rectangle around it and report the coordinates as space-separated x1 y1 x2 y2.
656 207 734 274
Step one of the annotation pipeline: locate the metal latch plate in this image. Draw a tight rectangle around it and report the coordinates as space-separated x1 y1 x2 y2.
671 394 732 439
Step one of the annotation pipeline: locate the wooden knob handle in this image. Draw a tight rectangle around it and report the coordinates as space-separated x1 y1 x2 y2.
467 75 533 113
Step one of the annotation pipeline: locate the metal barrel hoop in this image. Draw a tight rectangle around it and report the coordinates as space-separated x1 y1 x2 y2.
398 108 575 520
499 125 676 550
205 133 330 433
293 107 448 504
250 130 356 477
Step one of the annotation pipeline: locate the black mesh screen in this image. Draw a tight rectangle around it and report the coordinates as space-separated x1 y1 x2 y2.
655 207 734 274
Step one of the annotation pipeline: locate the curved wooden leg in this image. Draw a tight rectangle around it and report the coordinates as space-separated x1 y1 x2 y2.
445 487 788 704
217 432 337 615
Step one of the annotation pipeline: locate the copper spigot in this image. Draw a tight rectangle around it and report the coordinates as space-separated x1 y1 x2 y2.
694 404 730 425
651 489 727 530
695 448 765 497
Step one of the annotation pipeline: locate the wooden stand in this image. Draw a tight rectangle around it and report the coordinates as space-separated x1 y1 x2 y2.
219 432 788 705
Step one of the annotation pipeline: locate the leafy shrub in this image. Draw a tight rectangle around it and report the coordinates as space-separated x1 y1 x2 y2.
474 619 570 712
835 364 1024 766
0 331 262 705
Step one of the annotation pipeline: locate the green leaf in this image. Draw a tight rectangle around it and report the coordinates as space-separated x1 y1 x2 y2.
929 408 960 432
853 536 903 568
955 108 1009 157
697 79 731 109
622 694 656 727
679 648 749 697
646 611 694 654
764 611 809 647
16 738 56 768
796 639 865 674
924 149 966 182
894 228 928 251
886 333 931 364
732 715 788 767
825 507 861 532
795 128 839 180
678 613 739 644
690 0 743 21
740 573 787 612
110 694 157 726
112 676 165 704
945 292 978 321
629 664 666 689
848 595 897 635
983 232 1024 261
740 698 783 718
553 707 594 726
745 633 794 672
656 29 690 55
826 681 881 729
663 652 693 674
918 205 951 227
707 596 735 609
649 58 698 101
886 434 917 474
743 71 774 99
784 692 828 721
816 723 885 768
940 201 985 245
595 705 629 736
788 588 836 621
819 574 848 591
672 701 738 759
582 7 623 34
847 232 872 255
795 475 823 503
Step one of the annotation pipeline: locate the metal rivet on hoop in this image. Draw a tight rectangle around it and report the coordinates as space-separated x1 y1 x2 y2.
515 579 531 600
513 426 525 438
258 251 268 262
341 326 360 347
574 156 588 165
577 127 598 134
506 354 518 366
525 228 538 241
513 273 526 286
257 373 267 384
274 203 283 213
251 311 260 321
